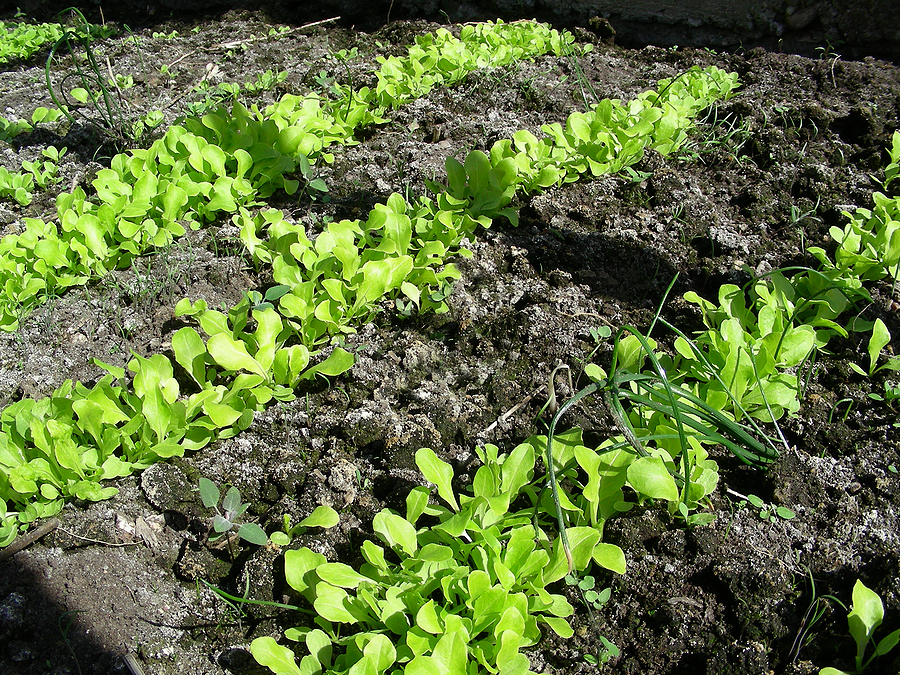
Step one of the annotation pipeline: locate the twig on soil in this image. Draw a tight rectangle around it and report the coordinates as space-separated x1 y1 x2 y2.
554 308 616 327
122 653 146 675
57 526 141 548
481 384 545 436
0 517 59 562
165 16 341 70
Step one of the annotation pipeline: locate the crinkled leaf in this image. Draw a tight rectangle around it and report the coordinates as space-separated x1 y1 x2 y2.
627 455 679 502
313 582 357 623
298 347 354 381
207 333 266 377
316 562 372 589
172 327 208 387
540 616 574 638
284 547 327 595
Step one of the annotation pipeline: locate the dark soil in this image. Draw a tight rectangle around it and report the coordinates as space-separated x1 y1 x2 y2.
1 9 899 675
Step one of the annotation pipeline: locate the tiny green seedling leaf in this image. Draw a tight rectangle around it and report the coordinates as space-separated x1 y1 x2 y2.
198 476 220 508
298 504 340 529
70 87 90 104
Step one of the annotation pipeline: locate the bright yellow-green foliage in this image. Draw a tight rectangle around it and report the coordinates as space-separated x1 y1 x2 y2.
0 20 63 64
0 18 113 64
0 21 738 550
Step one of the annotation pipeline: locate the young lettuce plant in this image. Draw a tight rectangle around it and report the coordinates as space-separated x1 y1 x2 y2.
251 443 625 675
675 281 816 422
0 20 64 64
848 318 900 377
820 579 900 675
536 279 785 551
269 505 340 547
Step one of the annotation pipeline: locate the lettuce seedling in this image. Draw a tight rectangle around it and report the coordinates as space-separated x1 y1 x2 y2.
252 442 624 674
849 318 900 377
820 579 900 674
269 505 340 546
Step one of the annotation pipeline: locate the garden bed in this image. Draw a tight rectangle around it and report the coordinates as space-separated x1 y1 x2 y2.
0 9 898 675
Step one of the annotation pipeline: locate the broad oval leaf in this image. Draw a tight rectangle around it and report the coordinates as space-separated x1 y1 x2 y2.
249 637 303 675
284 547 327 595
849 579 884 642
363 633 396 672
298 505 340 529
237 522 268 546
313 582 357 623
627 455 679 502
172 327 208 386
372 509 418 557
198 476 220 508
592 542 627 575
316 562 372 589
207 333 266 377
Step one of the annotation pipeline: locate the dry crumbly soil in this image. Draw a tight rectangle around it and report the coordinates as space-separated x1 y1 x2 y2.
0 9 899 675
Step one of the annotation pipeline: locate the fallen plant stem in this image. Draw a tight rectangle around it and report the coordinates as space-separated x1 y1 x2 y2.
481 384 544 436
199 578 313 614
165 16 340 70
545 380 601 575
57 527 142 547
0 517 59 561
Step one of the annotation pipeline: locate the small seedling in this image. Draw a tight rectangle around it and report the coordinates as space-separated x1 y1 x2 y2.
296 154 329 201
198 477 268 547
354 468 372 491
790 569 845 664
820 579 900 674
590 325 612 342
729 489 796 522
566 573 611 611
243 69 287 94
244 285 290 312
108 73 134 90
623 166 653 184
868 380 900 409
790 198 822 227
584 635 620 665
268 505 339 546
849 319 900 377
746 493 796 522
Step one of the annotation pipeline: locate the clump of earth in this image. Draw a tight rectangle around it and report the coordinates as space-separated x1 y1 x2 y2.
0 8 898 675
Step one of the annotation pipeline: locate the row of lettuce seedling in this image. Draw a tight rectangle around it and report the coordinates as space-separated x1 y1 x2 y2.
0 20 699 541
0 54 737 551
2 15 894 558
248 131 900 675
2 16 898 673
